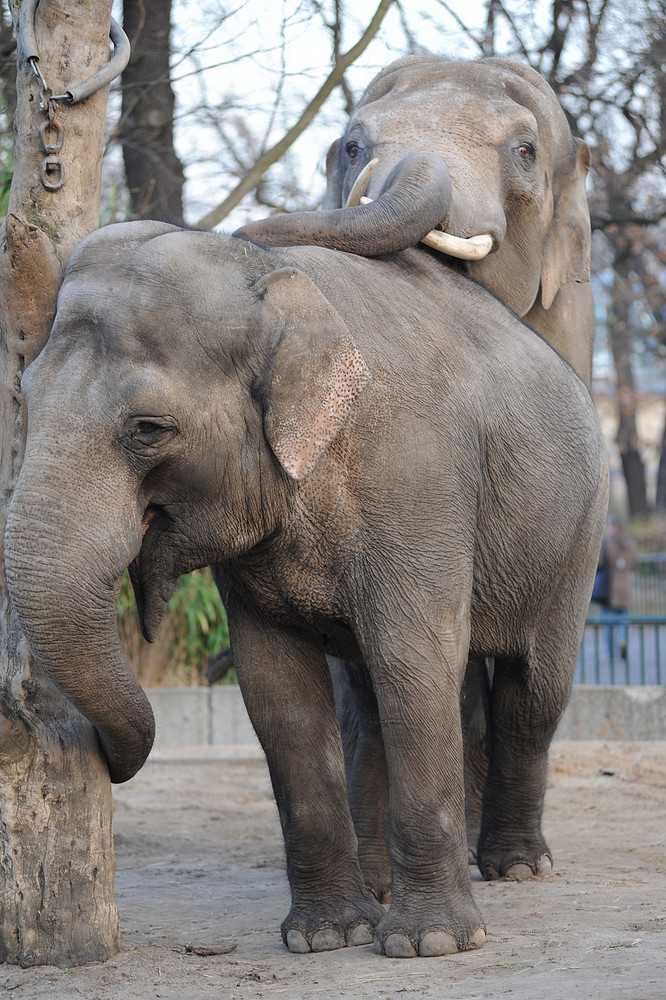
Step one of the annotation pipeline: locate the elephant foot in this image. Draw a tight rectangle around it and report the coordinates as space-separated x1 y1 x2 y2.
466 823 480 866
373 902 486 958
282 890 384 953
361 863 392 905
367 881 391 905
478 845 553 882
477 823 553 881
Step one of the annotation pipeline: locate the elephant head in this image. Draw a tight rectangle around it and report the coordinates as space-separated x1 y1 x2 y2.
235 56 592 379
4 222 370 783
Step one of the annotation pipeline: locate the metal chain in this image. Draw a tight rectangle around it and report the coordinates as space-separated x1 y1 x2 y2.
33 70 66 192
20 0 130 193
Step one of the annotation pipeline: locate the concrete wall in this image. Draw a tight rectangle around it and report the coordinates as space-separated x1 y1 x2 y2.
145 685 666 751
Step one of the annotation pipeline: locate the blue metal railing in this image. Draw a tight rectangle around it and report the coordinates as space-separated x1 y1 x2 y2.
577 553 665 685
577 614 665 685
631 554 666 615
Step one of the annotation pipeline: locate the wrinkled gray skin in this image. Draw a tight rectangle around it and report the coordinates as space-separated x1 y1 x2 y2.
5 222 608 958
236 54 596 890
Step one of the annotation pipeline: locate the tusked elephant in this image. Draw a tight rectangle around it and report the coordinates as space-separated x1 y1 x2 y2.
236 54 594 385
5 220 608 958
235 54 596 887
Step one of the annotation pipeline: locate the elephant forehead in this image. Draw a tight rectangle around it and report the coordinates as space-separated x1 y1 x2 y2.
357 57 565 148
53 280 178 351
47 268 256 395
355 83 538 145
59 275 162 318
43 285 221 397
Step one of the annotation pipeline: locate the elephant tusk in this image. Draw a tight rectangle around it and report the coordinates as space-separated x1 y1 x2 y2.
421 230 493 260
357 194 493 261
344 155 492 261
345 158 379 208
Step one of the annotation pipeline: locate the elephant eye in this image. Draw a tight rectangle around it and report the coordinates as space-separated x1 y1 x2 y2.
516 142 536 167
122 416 179 455
345 141 360 161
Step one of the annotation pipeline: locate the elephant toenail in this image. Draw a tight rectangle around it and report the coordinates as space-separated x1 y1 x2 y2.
466 927 487 950
419 931 458 956
286 929 311 953
382 933 418 958
311 928 345 951
505 862 534 880
347 923 373 947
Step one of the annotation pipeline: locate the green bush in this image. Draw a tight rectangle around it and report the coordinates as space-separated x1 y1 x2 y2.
118 567 230 687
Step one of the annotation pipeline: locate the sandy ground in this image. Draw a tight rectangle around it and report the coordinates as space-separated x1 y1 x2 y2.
1 740 665 1000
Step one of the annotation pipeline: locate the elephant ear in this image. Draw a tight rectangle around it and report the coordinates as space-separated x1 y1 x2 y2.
322 138 343 209
540 138 592 310
254 268 371 480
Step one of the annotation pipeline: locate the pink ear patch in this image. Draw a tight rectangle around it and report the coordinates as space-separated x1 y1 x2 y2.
271 340 371 480
257 268 372 480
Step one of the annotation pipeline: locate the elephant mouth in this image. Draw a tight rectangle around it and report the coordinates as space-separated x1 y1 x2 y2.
128 503 175 642
347 157 494 261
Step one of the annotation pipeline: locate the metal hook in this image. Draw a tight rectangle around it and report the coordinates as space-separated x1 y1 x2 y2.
39 118 64 154
19 0 130 104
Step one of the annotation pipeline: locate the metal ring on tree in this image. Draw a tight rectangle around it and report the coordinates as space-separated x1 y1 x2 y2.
19 0 130 104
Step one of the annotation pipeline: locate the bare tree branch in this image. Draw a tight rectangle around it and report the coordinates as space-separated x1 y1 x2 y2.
432 0 484 54
195 0 396 230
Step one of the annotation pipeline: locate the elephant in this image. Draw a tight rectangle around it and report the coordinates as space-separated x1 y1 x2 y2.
236 54 594 385
4 220 609 958
234 53 596 885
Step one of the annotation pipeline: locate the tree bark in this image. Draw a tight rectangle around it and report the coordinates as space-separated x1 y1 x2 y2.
655 404 666 513
119 0 184 223
0 0 120 966
607 265 651 520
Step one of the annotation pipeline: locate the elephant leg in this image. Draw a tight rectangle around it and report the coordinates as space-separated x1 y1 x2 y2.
461 657 492 865
333 654 492 886
328 657 391 903
365 619 486 958
476 643 573 881
225 601 384 953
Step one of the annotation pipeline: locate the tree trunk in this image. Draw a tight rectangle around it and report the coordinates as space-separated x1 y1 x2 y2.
656 402 666 513
0 0 120 966
608 266 651 519
119 0 184 222
0 4 17 134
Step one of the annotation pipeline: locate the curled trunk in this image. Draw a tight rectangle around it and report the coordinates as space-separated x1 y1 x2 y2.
234 152 452 257
4 488 155 784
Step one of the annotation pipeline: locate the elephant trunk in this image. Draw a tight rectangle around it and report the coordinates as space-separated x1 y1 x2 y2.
234 152 452 256
4 480 155 784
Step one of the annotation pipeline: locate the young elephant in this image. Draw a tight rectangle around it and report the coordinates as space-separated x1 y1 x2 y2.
5 222 608 958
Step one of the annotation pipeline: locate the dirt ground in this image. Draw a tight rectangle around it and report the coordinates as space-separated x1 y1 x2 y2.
1 740 665 1000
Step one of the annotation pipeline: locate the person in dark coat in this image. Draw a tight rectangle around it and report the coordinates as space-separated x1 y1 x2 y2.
597 515 638 659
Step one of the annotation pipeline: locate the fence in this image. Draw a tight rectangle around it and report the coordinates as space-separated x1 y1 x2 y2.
631 553 666 614
579 554 666 685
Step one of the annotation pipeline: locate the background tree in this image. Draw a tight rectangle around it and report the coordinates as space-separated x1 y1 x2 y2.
0 0 123 966
545 0 666 519
0 0 16 215
119 0 185 222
